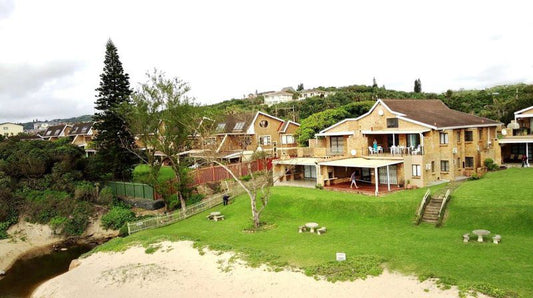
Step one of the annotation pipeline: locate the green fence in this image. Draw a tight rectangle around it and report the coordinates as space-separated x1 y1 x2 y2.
107 181 154 200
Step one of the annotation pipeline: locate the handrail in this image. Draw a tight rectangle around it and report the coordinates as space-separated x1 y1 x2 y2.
436 189 451 225
415 189 431 224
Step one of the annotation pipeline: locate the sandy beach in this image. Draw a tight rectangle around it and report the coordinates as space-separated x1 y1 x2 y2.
33 241 475 298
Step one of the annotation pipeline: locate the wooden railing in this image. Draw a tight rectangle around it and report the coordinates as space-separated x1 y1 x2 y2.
127 190 239 235
415 189 431 225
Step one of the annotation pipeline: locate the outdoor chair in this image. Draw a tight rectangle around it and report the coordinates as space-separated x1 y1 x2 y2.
493 234 501 244
377 146 383 153
317 227 327 235
368 146 376 155
463 233 470 242
412 145 421 155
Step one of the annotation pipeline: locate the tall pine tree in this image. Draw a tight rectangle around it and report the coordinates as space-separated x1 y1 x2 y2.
414 78 422 93
93 39 137 180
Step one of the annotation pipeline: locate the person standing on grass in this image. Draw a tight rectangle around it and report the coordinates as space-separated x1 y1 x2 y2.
522 155 527 167
350 171 359 189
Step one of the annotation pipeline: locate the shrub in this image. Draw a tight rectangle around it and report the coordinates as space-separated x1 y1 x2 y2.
484 158 499 171
74 182 97 202
0 221 10 239
98 186 114 205
240 174 252 182
469 173 481 180
101 206 135 230
62 201 93 235
49 216 68 234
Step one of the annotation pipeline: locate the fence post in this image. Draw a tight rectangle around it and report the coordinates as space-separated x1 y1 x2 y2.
212 165 215 182
127 223 131 235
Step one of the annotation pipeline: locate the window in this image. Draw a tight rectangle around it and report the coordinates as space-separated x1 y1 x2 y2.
386 118 398 128
259 120 269 128
465 157 474 168
2 127 7 130
54 129 61 135
259 135 271 146
412 164 421 177
281 134 295 144
456 131 461 143
439 133 448 144
457 158 461 169
441 160 449 172
465 131 473 142
46 130 52 136
216 123 226 132
406 134 420 147
81 127 88 134
431 161 435 172
330 136 344 154
233 122 245 131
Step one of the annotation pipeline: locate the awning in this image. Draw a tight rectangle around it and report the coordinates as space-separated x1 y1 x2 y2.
315 131 354 137
498 137 533 144
319 157 403 168
273 157 319 166
361 129 429 135
222 151 254 160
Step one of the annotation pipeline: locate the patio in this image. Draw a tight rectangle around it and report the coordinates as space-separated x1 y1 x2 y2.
324 181 403 195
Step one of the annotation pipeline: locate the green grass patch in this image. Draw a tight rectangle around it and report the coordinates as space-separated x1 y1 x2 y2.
133 164 176 183
93 168 533 297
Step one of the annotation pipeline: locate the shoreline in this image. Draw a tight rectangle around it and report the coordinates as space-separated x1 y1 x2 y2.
33 240 482 298
0 216 117 275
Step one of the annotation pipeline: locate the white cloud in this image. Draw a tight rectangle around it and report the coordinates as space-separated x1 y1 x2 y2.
1 0 533 122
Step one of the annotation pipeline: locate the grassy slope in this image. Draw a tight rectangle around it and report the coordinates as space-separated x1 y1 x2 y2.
132 165 176 183
95 168 533 296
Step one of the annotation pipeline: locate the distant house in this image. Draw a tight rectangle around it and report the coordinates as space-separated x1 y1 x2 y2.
68 122 95 150
264 91 294 106
499 106 533 164
298 89 333 100
42 124 71 141
209 111 300 160
0 122 23 137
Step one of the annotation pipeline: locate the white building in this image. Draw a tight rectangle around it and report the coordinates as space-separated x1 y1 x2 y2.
263 91 294 106
298 89 333 100
1 122 23 137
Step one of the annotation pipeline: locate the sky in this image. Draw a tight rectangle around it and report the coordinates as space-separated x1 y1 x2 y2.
1 0 533 123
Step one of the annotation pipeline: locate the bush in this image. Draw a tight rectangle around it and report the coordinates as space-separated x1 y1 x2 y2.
240 174 252 182
98 186 114 205
469 173 481 180
101 206 135 230
0 221 11 239
484 158 499 171
49 216 68 234
74 182 97 202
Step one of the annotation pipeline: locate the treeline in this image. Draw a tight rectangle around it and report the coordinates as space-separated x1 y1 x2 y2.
204 83 533 126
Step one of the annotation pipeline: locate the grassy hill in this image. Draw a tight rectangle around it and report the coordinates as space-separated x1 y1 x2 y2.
94 168 533 297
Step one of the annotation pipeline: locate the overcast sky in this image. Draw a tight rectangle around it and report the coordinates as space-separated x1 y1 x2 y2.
1 0 533 123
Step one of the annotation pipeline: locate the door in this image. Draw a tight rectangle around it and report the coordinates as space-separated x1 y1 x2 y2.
379 165 398 184
304 165 316 179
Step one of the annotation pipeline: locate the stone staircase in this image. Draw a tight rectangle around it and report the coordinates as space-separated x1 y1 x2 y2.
421 196 443 224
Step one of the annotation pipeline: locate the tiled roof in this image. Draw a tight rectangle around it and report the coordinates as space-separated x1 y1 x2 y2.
215 113 255 134
69 122 93 136
43 124 68 137
382 99 501 128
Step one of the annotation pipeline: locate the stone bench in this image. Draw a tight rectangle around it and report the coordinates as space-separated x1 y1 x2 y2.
317 227 327 235
298 226 306 233
463 233 470 243
493 234 501 244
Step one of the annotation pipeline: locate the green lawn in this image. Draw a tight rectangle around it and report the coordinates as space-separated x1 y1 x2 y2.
132 164 176 183
95 168 533 297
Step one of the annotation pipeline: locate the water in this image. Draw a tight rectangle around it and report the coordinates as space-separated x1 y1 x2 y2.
0 243 94 298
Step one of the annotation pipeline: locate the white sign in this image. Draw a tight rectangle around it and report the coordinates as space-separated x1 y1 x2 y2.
336 252 346 262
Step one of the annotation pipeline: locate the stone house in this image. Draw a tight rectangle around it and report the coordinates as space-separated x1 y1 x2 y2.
273 99 502 195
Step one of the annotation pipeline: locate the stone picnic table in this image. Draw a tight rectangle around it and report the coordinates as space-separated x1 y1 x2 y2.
472 229 490 242
207 211 224 221
305 222 319 233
